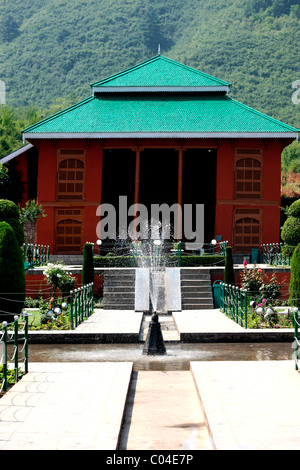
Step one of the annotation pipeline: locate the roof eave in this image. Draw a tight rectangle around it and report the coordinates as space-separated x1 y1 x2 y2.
23 132 299 140
0 143 34 164
92 86 230 94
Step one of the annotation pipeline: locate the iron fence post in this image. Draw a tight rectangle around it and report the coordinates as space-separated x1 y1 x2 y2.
24 313 28 374
2 321 8 392
235 286 239 324
70 290 74 330
294 310 299 370
74 289 78 328
14 316 19 383
244 289 248 329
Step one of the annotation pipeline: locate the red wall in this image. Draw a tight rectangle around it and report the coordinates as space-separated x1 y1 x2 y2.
34 139 104 252
214 138 287 247
25 272 104 299
29 136 292 253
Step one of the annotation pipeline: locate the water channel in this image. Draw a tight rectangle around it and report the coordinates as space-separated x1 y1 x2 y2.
28 342 294 371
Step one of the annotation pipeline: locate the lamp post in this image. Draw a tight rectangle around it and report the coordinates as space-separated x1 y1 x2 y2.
211 239 217 255
96 239 102 257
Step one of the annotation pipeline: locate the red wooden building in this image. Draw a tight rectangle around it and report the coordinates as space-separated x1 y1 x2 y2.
5 55 299 255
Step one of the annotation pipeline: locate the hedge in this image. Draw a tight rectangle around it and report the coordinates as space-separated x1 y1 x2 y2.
93 254 225 268
289 242 300 308
0 221 25 321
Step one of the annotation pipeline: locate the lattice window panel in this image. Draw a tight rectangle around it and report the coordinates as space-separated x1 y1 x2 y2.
235 150 262 200
55 209 83 253
233 209 261 253
57 150 85 201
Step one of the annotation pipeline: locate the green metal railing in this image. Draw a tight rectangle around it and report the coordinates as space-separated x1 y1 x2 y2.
260 243 291 266
220 282 248 328
218 241 229 256
69 283 94 330
294 309 300 371
0 314 29 394
23 243 50 268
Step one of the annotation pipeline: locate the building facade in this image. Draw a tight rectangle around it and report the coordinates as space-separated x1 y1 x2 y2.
12 55 299 254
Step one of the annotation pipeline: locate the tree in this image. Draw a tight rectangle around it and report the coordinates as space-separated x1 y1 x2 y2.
0 221 25 322
82 243 94 285
0 199 24 245
289 242 300 308
224 246 235 285
19 199 46 244
0 161 25 204
0 15 20 42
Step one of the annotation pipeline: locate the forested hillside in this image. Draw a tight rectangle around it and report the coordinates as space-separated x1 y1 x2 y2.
0 0 299 125
0 0 299 195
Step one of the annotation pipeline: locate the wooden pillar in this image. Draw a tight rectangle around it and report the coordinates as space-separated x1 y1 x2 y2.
133 148 141 239
177 149 183 240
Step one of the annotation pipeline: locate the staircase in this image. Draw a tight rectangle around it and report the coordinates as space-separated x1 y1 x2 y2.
103 269 136 310
180 268 214 310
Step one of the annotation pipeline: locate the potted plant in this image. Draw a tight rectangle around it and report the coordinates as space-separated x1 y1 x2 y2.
19 199 46 244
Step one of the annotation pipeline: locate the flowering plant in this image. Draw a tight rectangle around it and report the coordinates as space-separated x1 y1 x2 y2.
259 273 282 301
240 262 265 295
43 262 76 297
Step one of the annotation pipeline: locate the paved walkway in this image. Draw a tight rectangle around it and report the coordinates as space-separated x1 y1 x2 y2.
1 309 300 450
0 362 132 450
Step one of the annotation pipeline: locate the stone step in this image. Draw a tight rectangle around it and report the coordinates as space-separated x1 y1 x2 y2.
181 285 212 293
104 286 135 293
104 281 136 288
182 292 213 299
181 282 211 288
103 270 136 310
103 293 135 300
181 303 214 310
103 303 134 310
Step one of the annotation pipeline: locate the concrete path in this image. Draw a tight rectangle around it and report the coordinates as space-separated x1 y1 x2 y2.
0 362 132 450
191 360 300 450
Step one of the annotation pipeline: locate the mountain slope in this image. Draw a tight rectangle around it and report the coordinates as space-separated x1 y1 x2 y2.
0 0 299 129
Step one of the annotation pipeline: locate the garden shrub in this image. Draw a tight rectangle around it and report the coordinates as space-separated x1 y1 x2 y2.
287 199 300 218
281 217 300 246
289 242 300 308
0 199 24 245
224 246 235 285
0 199 19 218
0 221 25 322
82 243 94 285
281 198 300 256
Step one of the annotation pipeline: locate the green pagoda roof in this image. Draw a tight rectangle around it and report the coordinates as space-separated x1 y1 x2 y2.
91 55 231 93
23 55 299 140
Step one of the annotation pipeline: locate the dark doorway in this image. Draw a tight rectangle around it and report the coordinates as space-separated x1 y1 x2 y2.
182 149 217 243
101 149 136 241
139 148 178 239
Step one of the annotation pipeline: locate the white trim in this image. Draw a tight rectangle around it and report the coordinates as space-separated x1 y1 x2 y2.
92 86 230 94
0 143 34 164
23 132 299 140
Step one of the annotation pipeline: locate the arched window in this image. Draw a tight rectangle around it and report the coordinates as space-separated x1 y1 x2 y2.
233 215 261 253
55 209 83 253
235 150 262 199
57 150 85 200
